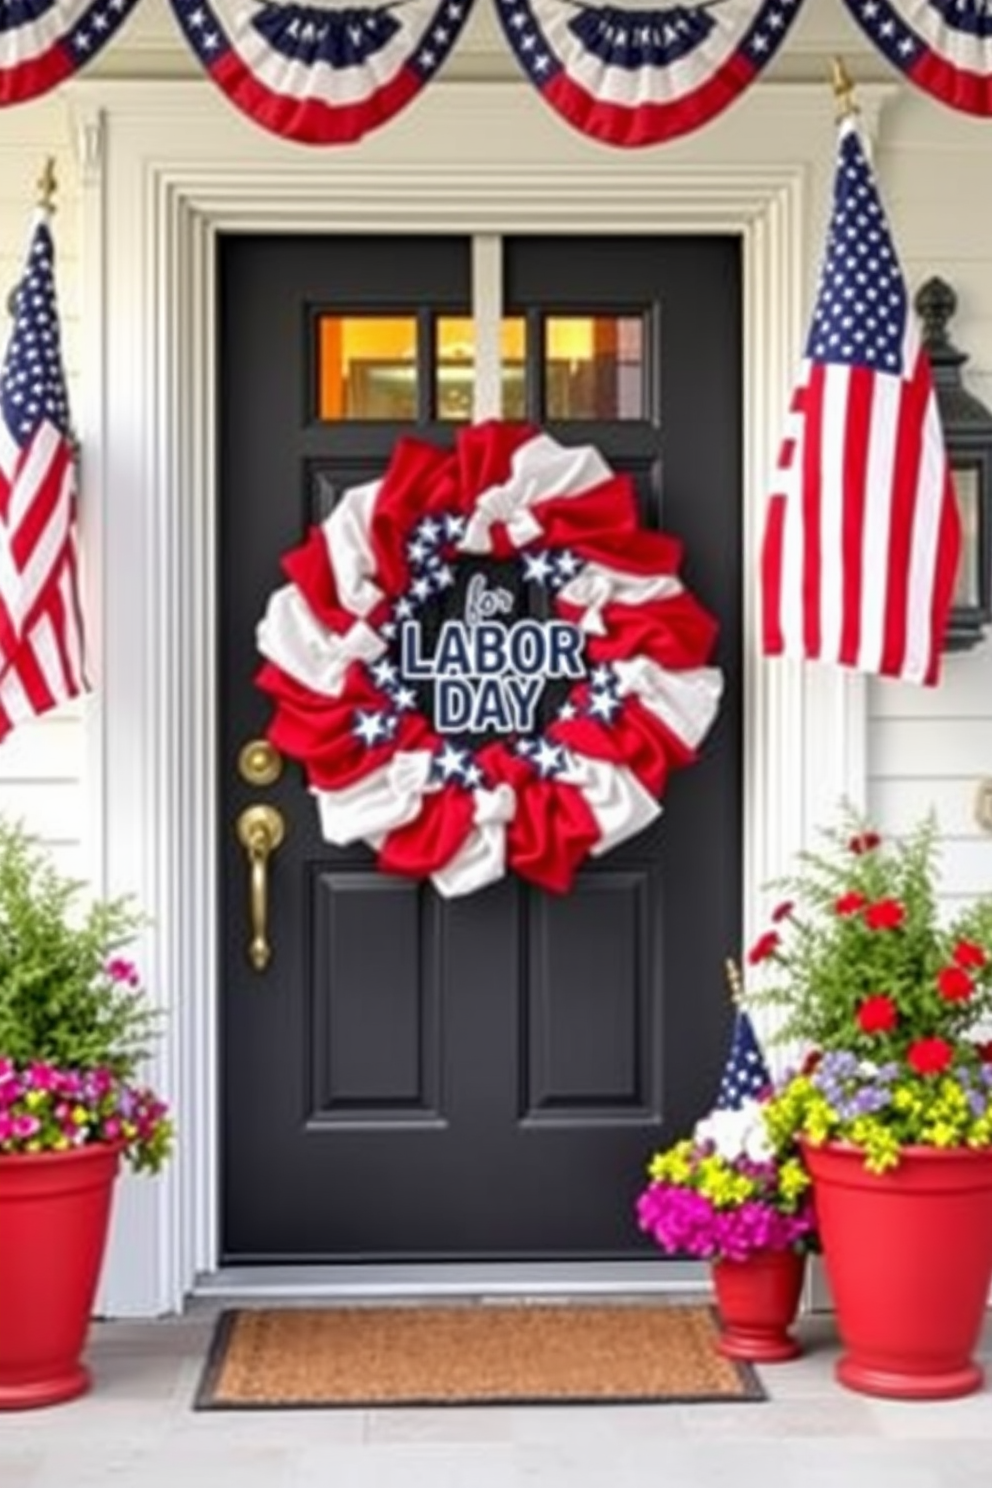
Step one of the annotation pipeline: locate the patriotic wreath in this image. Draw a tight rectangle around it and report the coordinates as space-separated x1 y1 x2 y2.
255 422 723 898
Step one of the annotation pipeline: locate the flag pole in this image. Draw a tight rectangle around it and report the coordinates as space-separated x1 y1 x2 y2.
725 957 744 1008
36 157 57 214
830 56 859 120
6 161 57 318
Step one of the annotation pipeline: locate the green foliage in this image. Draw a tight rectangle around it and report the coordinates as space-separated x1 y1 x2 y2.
749 808 992 1167
0 819 156 1077
747 811 992 1060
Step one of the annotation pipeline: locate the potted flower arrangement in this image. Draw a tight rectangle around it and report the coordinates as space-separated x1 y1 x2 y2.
0 819 172 1410
752 813 992 1399
636 1002 817 1361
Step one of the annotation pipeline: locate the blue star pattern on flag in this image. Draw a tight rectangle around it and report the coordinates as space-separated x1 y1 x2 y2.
838 0 992 117
0 209 87 739
493 0 805 147
803 137 905 374
714 1007 772 1111
761 118 960 686
167 0 475 144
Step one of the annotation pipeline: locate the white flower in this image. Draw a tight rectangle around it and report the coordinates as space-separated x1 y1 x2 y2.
693 1098 774 1164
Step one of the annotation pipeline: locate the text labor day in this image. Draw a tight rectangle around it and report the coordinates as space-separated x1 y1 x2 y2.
400 574 584 733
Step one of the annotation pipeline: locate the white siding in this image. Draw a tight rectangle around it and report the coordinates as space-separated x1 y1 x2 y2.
0 99 87 883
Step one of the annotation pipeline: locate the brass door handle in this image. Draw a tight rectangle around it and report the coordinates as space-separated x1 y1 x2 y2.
236 804 285 970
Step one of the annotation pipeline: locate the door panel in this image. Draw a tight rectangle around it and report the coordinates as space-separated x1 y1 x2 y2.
219 232 742 1262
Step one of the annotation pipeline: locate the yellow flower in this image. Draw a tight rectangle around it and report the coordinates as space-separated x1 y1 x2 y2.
778 1158 810 1202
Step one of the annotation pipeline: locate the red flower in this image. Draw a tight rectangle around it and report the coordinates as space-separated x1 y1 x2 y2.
856 995 898 1034
771 900 795 923
848 831 881 855
953 940 987 970
747 930 781 965
937 965 975 1002
864 899 906 931
975 1041 992 1065
835 891 867 916
907 1037 953 1076
800 1049 822 1075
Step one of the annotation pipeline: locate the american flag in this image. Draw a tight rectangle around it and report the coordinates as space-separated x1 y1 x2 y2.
0 211 87 739
715 1007 772 1111
760 117 960 686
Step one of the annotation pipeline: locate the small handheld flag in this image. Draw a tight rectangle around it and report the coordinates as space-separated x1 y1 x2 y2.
715 961 772 1111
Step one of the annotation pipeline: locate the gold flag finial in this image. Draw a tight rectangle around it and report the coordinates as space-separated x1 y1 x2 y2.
36 157 57 214
725 957 744 1007
831 57 859 121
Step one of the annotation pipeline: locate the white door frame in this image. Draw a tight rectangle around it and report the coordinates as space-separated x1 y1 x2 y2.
68 76 887 1316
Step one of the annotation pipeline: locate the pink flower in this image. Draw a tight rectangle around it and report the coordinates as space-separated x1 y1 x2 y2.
27 1062 59 1090
106 958 140 987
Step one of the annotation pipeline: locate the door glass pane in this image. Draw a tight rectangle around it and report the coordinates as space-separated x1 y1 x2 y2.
544 315 645 420
436 317 528 421
316 315 418 421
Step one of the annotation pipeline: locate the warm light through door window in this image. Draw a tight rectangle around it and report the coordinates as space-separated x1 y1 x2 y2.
316 316 418 421
434 317 528 421
544 316 645 420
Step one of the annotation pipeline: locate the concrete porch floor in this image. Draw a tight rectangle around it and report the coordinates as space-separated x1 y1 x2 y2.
3 1307 992 1486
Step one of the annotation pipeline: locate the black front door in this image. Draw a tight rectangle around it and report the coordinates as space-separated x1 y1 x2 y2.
218 233 742 1263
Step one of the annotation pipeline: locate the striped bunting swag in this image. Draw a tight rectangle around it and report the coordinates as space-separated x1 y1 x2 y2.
167 0 476 145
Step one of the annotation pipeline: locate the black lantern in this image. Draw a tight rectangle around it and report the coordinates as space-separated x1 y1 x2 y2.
916 277 992 652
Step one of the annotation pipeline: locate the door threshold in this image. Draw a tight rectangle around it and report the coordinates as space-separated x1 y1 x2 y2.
193 1260 711 1301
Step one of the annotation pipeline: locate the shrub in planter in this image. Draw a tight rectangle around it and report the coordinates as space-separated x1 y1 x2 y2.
0 819 172 1409
754 813 992 1398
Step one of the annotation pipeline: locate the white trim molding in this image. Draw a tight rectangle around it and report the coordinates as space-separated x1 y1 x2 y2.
67 76 888 1315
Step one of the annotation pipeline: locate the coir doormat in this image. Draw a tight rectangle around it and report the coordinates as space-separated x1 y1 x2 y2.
194 1303 766 1409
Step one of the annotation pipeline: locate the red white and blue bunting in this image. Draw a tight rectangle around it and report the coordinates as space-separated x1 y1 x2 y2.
166 0 475 144
0 0 140 105
6 0 992 127
254 422 723 898
493 0 807 147
839 0 992 115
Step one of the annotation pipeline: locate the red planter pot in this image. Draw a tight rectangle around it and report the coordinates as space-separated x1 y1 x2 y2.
803 1140 992 1400
0 1143 123 1410
711 1248 806 1362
